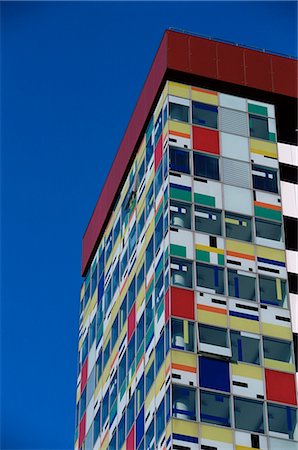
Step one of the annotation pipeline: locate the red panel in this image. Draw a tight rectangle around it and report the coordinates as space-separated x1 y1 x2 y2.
217 43 245 85
126 424 135 450
171 287 194 320
272 56 298 97
189 35 217 79
167 31 190 73
165 288 170 322
245 50 273 92
128 303 136 343
81 357 88 393
192 126 220 155
78 413 86 449
154 135 163 171
265 369 297 405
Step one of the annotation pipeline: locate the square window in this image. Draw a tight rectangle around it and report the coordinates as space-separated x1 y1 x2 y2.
249 114 269 140
225 212 252 242
259 275 287 308
263 337 293 364
193 153 219 180
231 331 260 364
169 102 189 122
228 269 256 301
171 318 195 352
169 147 190 174
172 385 196 421
170 200 192 229
171 257 193 289
267 403 297 439
196 262 225 295
192 101 218 129
252 165 278 193
234 397 264 433
200 390 230 427
255 218 282 242
194 205 222 236
199 324 229 348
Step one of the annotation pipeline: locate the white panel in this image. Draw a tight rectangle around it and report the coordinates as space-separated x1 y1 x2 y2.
219 93 246 111
255 235 285 250
269 437 298 450
220 108 248 137
289 293 298 333
286 250 298 274
169 95 190 107
85 397 94 434
278 143 298 167
194 178 223 209
221 132 249 162
232 375 264 399
170 229 194 260
281 181 298 219
235 431 268 449
223 158 251 189
224 185 253 215
87 342 96 378
200 439 233 450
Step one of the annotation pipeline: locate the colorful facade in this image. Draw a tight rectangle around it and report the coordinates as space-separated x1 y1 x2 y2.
75 32 298 450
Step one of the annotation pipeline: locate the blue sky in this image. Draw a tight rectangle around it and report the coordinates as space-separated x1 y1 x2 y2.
1 1 297 449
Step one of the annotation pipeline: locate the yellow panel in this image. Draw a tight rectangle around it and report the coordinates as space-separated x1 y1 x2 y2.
136 290 145 313
264 358 295 373
76 386 80 403
172 419 199 438
231 363 263 380
154 87 167 123
145 384 155 409
250 138 278 157
168 81 190 99
226 240 255 256
256 246 285 262
101 433 109 450
230 317 260 334
165 421 172 441
197 310 228 327
155 363 165 393
146 219 155 243
80 284 84 301
262 323 292 340
200 424 233 443
191 87 218 105
196 244 224 255
168 120 191 136
83 291 97 326
171 350 197 368
146 352 155 373
163 121 169 140
236 446 254 450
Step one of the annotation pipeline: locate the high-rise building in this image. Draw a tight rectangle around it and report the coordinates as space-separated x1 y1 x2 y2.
75 30 298 450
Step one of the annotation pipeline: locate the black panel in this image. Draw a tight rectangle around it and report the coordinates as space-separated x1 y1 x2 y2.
279 163 298 184
284 216 298 251
293 332 298 372
251 434 260 449
288 272 298 294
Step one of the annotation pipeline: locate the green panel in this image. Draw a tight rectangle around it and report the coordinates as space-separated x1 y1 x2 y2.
155 202 163 223
170 244 186 258
146 321 154 348
157 300 164 320
136 343 144 366
269 132 276 142
170 187 192 202
194 193 216 207
165 246 169 261
196 249 210 262
254 206 282 222
110 401 117 422
248 103 268 116
146 278 154 301
155 257 163 280
120 379 127 400
164 188 169 203
217 254 225 266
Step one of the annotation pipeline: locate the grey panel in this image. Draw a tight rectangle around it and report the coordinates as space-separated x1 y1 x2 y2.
220 107 248 136
223 158 251 189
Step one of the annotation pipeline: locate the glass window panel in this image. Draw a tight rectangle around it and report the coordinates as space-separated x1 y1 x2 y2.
263 337 292 363
146 361 154 395
171 257 193 289
225 211 252 241
200 391 230 427
128 277 136 312
111 315 118 350
137 210 145 238
231 331 260 364
199 324 229 348
137 264 145 293
146 182 154 216
169 103 189 122
259 275 287 307
192 102 218 129
137 314 144 349
109 433 116 450
119 295 127 330
171 318 195 352
145 421 154 450
145 296 154 330
169 147 190 174
155 216 163 253
146 237 154 273
128 333 135 367
156 331 164 374
170 200 192 229
249 114 269 140
96 351 102 383
172 385 196 421
195 205 222 236
113 217 121 243
129 224 137 258
118 352 127 388
89 316 96 348
93 407 100 445
102 391 109 425
136 374 144 413
193 153 219 180
255 218 282 242
196 262 225 295
252 164 278 193
267 403 297 440
156 399 165 442
80 388 86 419
127 393 135 433
155 163 163 196
118 412 126 450
234 397 264 433
228 269 256 301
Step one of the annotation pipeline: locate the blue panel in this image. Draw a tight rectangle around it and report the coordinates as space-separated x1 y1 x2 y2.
136 406 144 448
199 356 230 392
